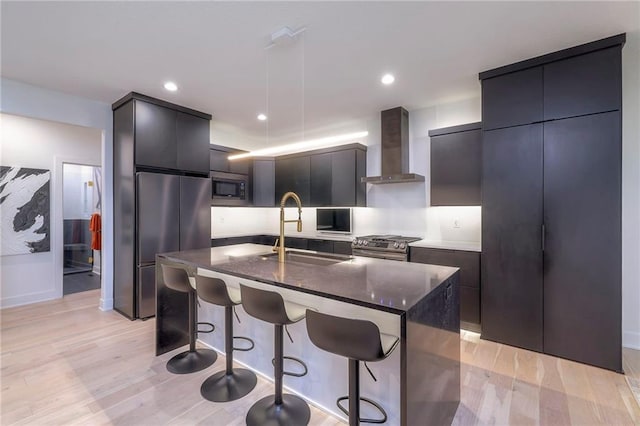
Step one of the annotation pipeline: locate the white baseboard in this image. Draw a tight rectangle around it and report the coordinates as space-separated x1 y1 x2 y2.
0 290 58 309
624 331 640 350
99 297 113 311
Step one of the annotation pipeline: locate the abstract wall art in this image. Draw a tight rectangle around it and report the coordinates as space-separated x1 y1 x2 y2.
0 166 51 255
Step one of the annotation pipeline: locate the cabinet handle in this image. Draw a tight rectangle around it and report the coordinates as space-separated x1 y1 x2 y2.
542 224 546 252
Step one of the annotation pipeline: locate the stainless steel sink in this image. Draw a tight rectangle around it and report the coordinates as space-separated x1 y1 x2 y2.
260 250 351 266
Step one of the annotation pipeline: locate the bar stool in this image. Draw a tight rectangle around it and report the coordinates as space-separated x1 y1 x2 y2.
161 264 217 374
305 310 399 425
196 275 257 402
239 284 311 426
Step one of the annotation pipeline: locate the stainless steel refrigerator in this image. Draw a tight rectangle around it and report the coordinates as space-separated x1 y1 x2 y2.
118 172 210 319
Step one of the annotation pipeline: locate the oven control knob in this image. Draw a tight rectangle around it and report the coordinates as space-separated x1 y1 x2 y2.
393 242 399 249
363 240 368 246
400 243 406 249
357 239 362 245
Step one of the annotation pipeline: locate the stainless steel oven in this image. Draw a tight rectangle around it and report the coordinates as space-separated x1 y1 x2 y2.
351 235 421 262
210 171 249 206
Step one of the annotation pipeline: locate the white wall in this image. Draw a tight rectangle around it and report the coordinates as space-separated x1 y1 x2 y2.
0 113 101 306
0 78 113 310
621 31 640 350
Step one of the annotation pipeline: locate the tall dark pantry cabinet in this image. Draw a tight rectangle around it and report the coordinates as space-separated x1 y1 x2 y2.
113 93 212 320
480 34 624 372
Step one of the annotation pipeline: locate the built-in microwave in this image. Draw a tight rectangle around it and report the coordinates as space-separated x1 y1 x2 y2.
210 171 250 206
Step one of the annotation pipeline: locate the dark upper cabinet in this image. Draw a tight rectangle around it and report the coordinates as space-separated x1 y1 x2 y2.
482 67 543 130
282 145 366 207
176 112 210 174
310 153 332 206
275 156 310 206
429 123 482 206
135 101 177 169
253 159 275 207
481 124 544 352
543 46 622 121
210 148 230 172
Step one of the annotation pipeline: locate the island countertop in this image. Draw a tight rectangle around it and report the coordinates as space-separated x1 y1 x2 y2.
159 243 459 314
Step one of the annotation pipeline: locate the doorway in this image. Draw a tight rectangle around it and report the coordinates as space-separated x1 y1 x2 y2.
62 163 102 295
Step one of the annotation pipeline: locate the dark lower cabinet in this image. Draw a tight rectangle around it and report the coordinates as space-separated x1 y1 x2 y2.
308 239 333 253
409 247 481 328
333 241 353 255
543 112 621 371
283 237 308 250
481 124 544 352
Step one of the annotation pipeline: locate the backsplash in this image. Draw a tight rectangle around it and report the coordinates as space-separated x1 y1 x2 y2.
211 205 481 245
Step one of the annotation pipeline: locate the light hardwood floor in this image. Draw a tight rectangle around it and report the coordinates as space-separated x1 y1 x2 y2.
1 289 638 425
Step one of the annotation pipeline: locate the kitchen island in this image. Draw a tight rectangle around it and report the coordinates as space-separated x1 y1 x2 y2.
156 244 460 425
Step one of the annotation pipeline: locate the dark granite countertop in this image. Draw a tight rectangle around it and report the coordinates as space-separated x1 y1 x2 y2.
159 244 459 314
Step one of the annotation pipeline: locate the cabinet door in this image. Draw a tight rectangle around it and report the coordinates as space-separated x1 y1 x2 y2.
310 153 332 206
176 112 210 173
333 241 353 255
543 112 621 371
308 239 333 253
284 237 308 250
253 159 275 207
331 150 357 206
544 47 622 121
229 159 251 175
461 287 480 325
135 101 177 169
430 129 482 206
275 157 310 206
481 124 543 352
409 247 479 288
210 149 230 172
482 67 543 130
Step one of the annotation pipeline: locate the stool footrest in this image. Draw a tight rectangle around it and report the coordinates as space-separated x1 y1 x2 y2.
336 395 388 424
197 322 215 334
271 355 308 377
233 336 255 352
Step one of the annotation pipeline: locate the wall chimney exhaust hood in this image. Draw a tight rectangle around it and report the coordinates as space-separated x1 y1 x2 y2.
361 107 425 184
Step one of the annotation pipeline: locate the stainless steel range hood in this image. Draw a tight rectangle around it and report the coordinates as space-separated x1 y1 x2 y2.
361 107 425 184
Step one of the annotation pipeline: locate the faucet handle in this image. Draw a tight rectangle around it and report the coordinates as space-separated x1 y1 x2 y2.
272 238 279 252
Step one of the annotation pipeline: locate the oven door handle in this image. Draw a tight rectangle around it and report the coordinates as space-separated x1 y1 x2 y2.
352 249 408 261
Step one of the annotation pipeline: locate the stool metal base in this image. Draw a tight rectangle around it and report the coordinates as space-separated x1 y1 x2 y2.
246 394 311 426
200 368 257 402
166 349 217 374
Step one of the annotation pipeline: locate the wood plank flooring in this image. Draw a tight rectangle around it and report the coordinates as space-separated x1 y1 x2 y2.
1 289 638 425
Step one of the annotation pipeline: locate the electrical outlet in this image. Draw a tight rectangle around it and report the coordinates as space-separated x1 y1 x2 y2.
453 219 461 228
220 217 225 224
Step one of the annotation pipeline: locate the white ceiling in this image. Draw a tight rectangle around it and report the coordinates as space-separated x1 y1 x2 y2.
2 1 638 145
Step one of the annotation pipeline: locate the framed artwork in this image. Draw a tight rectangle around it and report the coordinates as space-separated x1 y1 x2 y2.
0 166 51 255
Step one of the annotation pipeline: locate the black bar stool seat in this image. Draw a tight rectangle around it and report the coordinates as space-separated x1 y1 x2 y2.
197 275 257 402
161 265 217 374
240 284 312 426
305 309 399 425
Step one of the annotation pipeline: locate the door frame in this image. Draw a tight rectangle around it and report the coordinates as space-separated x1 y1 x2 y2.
55 156 102 299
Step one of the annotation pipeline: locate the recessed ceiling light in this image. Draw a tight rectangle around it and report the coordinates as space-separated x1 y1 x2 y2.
381 74 395 85
257 113 267 121
164 81 178 92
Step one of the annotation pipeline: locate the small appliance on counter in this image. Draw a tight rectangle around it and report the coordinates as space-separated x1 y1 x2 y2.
316 208 352 234
351 235 421 261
